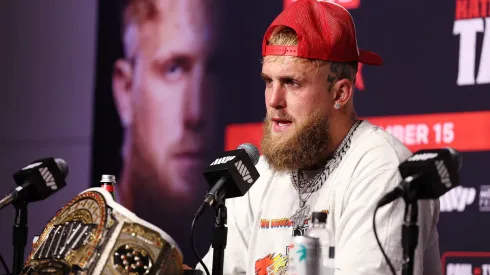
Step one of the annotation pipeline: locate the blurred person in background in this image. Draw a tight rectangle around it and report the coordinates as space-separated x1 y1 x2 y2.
112 0 220 258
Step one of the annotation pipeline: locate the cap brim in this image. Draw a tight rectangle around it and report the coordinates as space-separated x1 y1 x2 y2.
358 50 383 66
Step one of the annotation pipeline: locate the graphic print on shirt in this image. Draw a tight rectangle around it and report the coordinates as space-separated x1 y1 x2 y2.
259 215 310 236
255 253 288 275
255 210 330 274
259 217 304 229
259 209 329 236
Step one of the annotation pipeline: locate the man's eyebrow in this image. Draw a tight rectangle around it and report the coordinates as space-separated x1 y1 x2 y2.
261 72 301 79
261 72 271 80
278 74 305 82
278 76 297 82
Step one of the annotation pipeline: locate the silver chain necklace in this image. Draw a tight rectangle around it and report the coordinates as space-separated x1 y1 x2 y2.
290 120 363 231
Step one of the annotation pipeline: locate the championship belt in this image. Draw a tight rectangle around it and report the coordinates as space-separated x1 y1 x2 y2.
21 187 183 275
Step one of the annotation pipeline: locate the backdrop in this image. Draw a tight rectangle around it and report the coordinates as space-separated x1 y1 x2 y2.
0 0 97 272
91 0 490 274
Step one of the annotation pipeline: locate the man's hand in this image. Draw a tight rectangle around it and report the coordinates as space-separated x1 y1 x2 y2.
183 264 193 270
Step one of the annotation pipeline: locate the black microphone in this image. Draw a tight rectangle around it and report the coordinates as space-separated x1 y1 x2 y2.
0 157 69 210
377 148 462 207
194 143 260 218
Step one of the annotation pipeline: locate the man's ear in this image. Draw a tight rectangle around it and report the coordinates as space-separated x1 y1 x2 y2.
331 78 354 108
112 59 133 128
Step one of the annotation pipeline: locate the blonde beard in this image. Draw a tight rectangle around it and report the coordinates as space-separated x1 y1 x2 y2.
261 111 331 173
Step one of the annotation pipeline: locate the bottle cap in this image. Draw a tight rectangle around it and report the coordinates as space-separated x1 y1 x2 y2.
311 211 328 223
100 174 116 183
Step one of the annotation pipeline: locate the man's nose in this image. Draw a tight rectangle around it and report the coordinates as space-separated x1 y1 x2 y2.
184 65 207 130
267 83 286 110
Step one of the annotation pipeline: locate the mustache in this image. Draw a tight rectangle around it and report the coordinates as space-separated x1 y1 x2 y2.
266 111 294 121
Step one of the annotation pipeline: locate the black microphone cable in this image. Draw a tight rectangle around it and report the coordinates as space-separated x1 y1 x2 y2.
0 218 10 275
0 252 11 275
191 214 211 275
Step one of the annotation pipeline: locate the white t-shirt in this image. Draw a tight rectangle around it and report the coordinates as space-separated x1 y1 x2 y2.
196 121 441 275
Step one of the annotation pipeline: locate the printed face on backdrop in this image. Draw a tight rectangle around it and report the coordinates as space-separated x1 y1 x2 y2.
113 0 217 205
260 56 336 172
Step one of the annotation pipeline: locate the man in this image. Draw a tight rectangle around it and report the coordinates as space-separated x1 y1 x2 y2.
195 0 441 274
112 0 219 258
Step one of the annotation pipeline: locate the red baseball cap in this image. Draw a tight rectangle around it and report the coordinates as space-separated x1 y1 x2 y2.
262 0 383 66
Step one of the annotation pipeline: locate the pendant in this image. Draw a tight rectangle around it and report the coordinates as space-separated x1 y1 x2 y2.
291 204 310 236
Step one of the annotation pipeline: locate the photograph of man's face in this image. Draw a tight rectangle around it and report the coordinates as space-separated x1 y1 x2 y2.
111 0 218 234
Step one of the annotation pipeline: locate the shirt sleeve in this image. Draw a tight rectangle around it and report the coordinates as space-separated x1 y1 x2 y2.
195 194 252 275
422 199 442 275
334 151 441 275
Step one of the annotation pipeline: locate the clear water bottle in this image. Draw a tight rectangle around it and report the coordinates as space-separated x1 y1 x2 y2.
306 212 335 275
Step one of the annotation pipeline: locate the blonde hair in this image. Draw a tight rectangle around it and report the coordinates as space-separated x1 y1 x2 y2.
266 26 357 86
268 26 299 47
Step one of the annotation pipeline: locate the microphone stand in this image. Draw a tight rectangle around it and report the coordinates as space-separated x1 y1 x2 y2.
12 200 28 275
401 199 418 275
211 202 227 275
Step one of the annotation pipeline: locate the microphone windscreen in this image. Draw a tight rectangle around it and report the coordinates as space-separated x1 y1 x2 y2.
446 148 463 171
54 158 69 177
237 143 260 165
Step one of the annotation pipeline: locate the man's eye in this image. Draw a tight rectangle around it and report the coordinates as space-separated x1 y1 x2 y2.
264 78 273 87
162 58 190 81
164 61 184 80
286 79 300 88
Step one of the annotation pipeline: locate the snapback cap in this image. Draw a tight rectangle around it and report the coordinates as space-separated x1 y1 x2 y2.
262 0 383 66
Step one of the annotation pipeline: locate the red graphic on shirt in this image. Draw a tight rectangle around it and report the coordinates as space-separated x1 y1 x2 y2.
259 210 328 229
255 253 288 275
261 219 271 229
259 218 305 229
